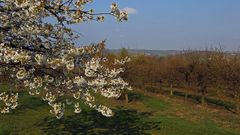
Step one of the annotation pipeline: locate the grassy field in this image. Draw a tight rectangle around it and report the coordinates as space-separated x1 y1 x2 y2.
0 88 240 135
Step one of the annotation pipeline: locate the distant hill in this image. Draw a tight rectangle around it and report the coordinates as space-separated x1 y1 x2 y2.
106 49 184 56
106 49 237 56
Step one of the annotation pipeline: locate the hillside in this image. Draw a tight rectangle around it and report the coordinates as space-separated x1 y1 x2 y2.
1 88 240 135
106 49 183 56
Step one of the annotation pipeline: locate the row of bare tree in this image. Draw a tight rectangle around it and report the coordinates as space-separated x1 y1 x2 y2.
106 48 240 113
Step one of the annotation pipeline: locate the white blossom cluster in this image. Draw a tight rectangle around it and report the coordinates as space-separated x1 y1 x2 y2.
114 57 131 65
0 92 18 113
49 102 65 119
0 44 31 64
96 105 113 117
0 0 130 119
74 102 82 114
1 0 127 24
110 3 128 22
0 41 131 118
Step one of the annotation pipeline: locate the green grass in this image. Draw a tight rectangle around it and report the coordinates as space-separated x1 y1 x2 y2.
139 92 240 135
142 96 169 111
156 116 238 135
0 89 240 135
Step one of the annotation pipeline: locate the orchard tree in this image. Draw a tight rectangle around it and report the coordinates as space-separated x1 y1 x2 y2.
0 0 131 119
206 49 225 97
191 51 216 105
127 54 149 88
162 55 182 96
221 53 240 113
177 52 197 101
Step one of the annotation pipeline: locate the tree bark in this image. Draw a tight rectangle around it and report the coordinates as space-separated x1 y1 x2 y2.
170 83 173 96
235 96 239 114
201 88 206 105
125 93 129 104
159 82 162 91
199 85 206 105
184 84 190 101
201 94 205 105
236 103 239 114
184 92 188 101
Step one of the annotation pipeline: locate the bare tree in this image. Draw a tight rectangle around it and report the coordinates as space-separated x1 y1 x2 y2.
221 53 240 113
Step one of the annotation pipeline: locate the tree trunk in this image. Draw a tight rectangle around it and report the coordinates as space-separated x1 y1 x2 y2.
184 92 188 101
201 89 206 105
235 96 239 114
201 94 205 105
159 82 162 91
184 84 190 101
236 103 239 114
216 86 221 97
199 85 206 105
125 93 129 104
170 83 173 96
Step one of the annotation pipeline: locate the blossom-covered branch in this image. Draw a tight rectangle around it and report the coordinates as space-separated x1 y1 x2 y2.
0 0 131 119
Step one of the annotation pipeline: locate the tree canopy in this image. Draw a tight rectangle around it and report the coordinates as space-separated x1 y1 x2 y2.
0 0 131 119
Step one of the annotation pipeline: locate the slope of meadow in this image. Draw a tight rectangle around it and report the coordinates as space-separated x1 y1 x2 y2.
0 87 240 135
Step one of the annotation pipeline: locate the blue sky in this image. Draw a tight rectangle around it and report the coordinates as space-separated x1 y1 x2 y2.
72 0 240 50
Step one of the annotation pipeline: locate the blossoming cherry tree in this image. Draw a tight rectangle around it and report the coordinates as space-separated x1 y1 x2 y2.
0 0 131 119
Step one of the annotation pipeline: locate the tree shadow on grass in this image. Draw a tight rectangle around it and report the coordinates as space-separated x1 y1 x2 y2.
11 93 47 115
36 108 161 135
